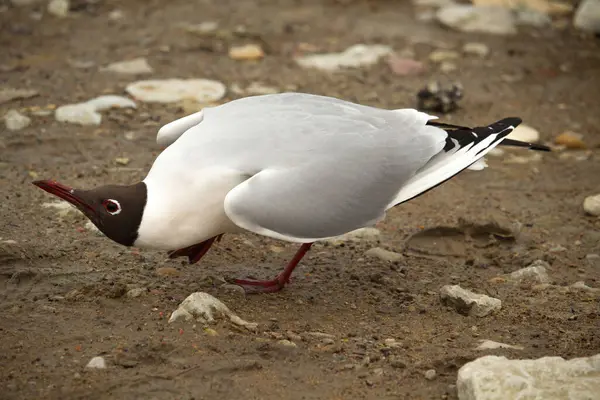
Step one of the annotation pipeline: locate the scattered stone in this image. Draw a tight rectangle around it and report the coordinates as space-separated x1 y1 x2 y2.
287 331 302 342
101 58 153 75
417 81 463 113
67 59 96 69
47 0 69 18
277 339 297 348
389 356 407 369
506 124 540 143
0 88 38 104
476 339 524 350
583 194 600 216
570 281 600 293
115 157 130 166
428 50 459 63
440 61 457 73
126 79 226 104
424 369 437 380
462 42 489 57
108 9 124 21
507 260 550 284
168 292 258 331
365 247 403 262
586 253 600 266
155 267 180 277
295 44 393 72
440 285 501 317
457 354 600 399
126 288 146 298
4 110 31 131
386 54 426 76
305 331 336 340
436 5 517 35
181 21 219 34
204 327 218 336
86 356 106 369
55 95 136 126
326 227 381 244
231 82 280 96
574 0 600 33
229 44 265 61
554 131 587 149
515 9 552 27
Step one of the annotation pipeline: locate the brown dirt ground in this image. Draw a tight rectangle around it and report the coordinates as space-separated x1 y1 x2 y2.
1 0 600 399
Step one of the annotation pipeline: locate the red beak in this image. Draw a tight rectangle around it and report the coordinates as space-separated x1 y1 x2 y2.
32 179 96 216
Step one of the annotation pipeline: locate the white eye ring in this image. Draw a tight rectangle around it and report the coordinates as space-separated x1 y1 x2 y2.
103 199 122 215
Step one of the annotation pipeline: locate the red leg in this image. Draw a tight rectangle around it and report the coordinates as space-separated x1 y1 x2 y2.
232 242 313 294
168 234 223 264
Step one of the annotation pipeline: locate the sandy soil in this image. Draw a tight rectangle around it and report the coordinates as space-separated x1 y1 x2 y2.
1 0 600 399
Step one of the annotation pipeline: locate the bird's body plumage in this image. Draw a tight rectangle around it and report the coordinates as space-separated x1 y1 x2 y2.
137 92 516 250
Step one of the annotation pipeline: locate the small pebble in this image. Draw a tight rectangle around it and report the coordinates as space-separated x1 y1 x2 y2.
86 356 106 369
440 61 457 73
277 339 297 348
101 58 153 75
424 369 437 380
387 54 425 76
554 131 587 149
126 288 146 298
365 247 403 262
4 110 31 131
583 194 600 216
229 44 265 61
155 267 180 277
506 124 540 143
462 42 489 57
428 50 459 63
204 328 218 336
47 0 69 18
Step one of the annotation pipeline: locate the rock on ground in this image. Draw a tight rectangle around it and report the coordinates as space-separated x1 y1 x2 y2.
169 292 258 331
101 58 153 75
506 124 540 143
574 0 600 33
4 110 31 131
440 285 501 317
507 260 550 284
295 44 393 71
457 354 600 400
365 247 403 262
125 79 226 103
583 194 600 216
86 356 106 369
436 5 517 35
475 340 524 350
55 95 136 125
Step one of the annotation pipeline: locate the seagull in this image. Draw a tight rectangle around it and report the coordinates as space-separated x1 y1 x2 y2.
33 92 549 293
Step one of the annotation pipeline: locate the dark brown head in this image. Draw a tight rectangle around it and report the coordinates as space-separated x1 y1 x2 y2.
33 180 147 247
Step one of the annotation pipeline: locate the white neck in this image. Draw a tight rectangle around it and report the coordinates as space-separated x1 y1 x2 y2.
134 170 246 250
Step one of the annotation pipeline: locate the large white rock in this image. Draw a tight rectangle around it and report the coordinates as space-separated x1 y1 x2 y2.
125 79 226 103
574 0 600 33
169 292 257 331
55 95 136 125
295 44 393 72
508 260 550 284
457 354 600 400
440 285 501 317
436 5 517 35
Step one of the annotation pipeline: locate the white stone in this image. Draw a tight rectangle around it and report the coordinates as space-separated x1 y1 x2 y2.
101 58 153 75
506 124 540 143
47 0 69 18
0 88 38 104
574 0 600 33
424 369 437 380
462 43 490 58
4 110 31 131
436 5 517 35
169 292 258 331
508 261 550 284
476 340 524 350
85 95 136 111
85 356 106 369
457 354 600 400
365 247 403 262
55 103 101 125
295 44 393 72
583 194 600 216
325 227 381 244
126 79 226 103
55 95 136 125
440 285 501 317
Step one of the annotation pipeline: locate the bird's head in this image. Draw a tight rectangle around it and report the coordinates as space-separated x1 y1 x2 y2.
33 179 147 246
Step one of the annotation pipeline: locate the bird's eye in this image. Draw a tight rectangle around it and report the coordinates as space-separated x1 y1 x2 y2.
102 199 121 215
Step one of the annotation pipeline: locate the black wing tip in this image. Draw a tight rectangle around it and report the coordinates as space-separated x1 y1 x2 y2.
489 117 523 131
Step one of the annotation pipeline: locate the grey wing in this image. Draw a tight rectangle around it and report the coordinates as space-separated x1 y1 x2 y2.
223 137 442 243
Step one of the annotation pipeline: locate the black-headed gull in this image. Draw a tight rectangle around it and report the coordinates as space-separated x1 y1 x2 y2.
33 93 549 293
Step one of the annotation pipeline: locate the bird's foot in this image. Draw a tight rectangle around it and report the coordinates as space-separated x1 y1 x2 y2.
167 234 223 264
231 274 290 294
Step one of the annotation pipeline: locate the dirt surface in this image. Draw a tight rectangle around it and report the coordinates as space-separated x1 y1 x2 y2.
1 0 600 399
